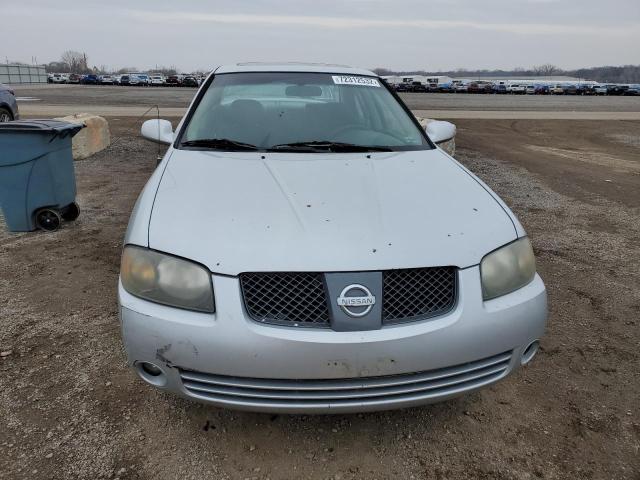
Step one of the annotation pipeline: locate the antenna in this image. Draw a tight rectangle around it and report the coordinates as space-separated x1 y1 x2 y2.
156 105 162 165
105 105 164 167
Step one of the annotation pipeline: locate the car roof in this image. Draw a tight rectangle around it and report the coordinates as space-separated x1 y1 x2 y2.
214 62 377 76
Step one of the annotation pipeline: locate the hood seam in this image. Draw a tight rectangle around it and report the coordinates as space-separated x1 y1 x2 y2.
147 150 174 247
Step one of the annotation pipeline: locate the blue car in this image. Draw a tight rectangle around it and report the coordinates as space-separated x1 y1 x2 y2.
534 85 550 95
0 83 18 122
81 74 100 85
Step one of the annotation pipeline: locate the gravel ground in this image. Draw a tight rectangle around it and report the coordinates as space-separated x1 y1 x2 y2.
1 118 639 479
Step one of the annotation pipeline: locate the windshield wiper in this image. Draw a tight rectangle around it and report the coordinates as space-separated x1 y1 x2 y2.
267 141 393 152
180 138 259 151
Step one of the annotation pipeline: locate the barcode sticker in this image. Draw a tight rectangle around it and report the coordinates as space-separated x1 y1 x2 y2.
332 76 380 87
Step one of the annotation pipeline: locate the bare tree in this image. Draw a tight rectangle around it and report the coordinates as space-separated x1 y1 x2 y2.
116 66 138 74
532 64 560 76
372 67 394 76
368 64 640 83
149 65 179 76
45 61 69 73
60 51 89 73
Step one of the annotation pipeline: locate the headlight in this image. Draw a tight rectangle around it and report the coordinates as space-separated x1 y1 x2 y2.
480 237 536 300
121 246 215 312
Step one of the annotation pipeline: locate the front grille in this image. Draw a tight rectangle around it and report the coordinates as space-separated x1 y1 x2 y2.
240 267 457 327
178 351 512 410
382 267 457 323
240 272 330 326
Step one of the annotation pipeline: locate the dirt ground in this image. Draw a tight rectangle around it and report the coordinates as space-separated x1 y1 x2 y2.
1 116 639 480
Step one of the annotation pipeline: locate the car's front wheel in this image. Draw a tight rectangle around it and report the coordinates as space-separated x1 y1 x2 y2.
0 108 12 122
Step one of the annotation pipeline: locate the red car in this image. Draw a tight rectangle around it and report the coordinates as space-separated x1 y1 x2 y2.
467 82 493 94
165 75 183 87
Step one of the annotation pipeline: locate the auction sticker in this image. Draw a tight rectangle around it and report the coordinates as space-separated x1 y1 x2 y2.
332 76 380 87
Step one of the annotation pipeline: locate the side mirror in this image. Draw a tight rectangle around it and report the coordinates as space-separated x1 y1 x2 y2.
425 120 456 145
141 119 174 145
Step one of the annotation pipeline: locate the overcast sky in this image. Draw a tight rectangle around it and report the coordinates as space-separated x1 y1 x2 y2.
3 0 639 72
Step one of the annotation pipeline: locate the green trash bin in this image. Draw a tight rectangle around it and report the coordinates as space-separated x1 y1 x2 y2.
0 120 84 232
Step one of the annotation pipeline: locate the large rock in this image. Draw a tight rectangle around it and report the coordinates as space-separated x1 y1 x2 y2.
54 113 110 160
417 117 456 156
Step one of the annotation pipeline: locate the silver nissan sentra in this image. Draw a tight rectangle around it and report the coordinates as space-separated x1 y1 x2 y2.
119 63 547 413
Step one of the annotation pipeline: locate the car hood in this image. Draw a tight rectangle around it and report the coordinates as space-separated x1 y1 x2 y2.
148 149 517 275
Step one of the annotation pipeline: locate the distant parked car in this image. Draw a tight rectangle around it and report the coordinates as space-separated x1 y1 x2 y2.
150 75 166 86
454 83 469 93
607 85 628 96
579 85 597 95
81 74 100 85
525 85 536 95
119 75 131 86
394 82 411 92
128 74 150 86
508 84 526 94
492 84 508 94
414 82 429 93
50 73 67 84
99 75 114 85
0 83 19 122
182 76 199 88
550 85 565 95
128 74 143 86
438 83 454 93
468 82 493 94
534 85 549 95
563 85 578 95
68 74 81 84
166 75 182 87
594 85 608 95
624 84 640 96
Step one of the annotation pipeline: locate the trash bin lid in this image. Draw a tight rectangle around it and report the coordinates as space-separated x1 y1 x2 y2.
0 119 84 137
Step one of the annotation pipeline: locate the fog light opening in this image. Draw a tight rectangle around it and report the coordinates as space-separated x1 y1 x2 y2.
135 361 168 387
521 340 540 366
142 362 162 376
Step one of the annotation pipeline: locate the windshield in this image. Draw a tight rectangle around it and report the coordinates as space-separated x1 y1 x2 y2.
179 72 430 152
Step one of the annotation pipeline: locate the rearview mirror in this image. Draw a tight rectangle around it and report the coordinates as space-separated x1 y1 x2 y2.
425 120 456 145
285 85 323 97
141 119 174 145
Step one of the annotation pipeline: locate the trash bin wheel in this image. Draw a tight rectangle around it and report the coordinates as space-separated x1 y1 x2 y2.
61 202 80 221
35 208 62 232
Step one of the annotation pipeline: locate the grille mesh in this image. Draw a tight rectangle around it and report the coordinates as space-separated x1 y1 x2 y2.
240 272 330 326
240 267 457 327
382 267 457 323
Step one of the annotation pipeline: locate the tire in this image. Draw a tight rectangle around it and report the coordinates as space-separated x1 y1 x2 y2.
61 202 80 222
35 209 61 232
0 108 12 123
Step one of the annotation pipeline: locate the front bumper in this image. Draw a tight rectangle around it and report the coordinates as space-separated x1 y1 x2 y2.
119 267 547 413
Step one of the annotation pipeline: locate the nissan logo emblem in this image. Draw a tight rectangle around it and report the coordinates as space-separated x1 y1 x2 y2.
337 284 376 318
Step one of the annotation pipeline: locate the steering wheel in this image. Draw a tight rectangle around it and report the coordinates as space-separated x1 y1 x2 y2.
329 124 406 144
329 124 368 138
